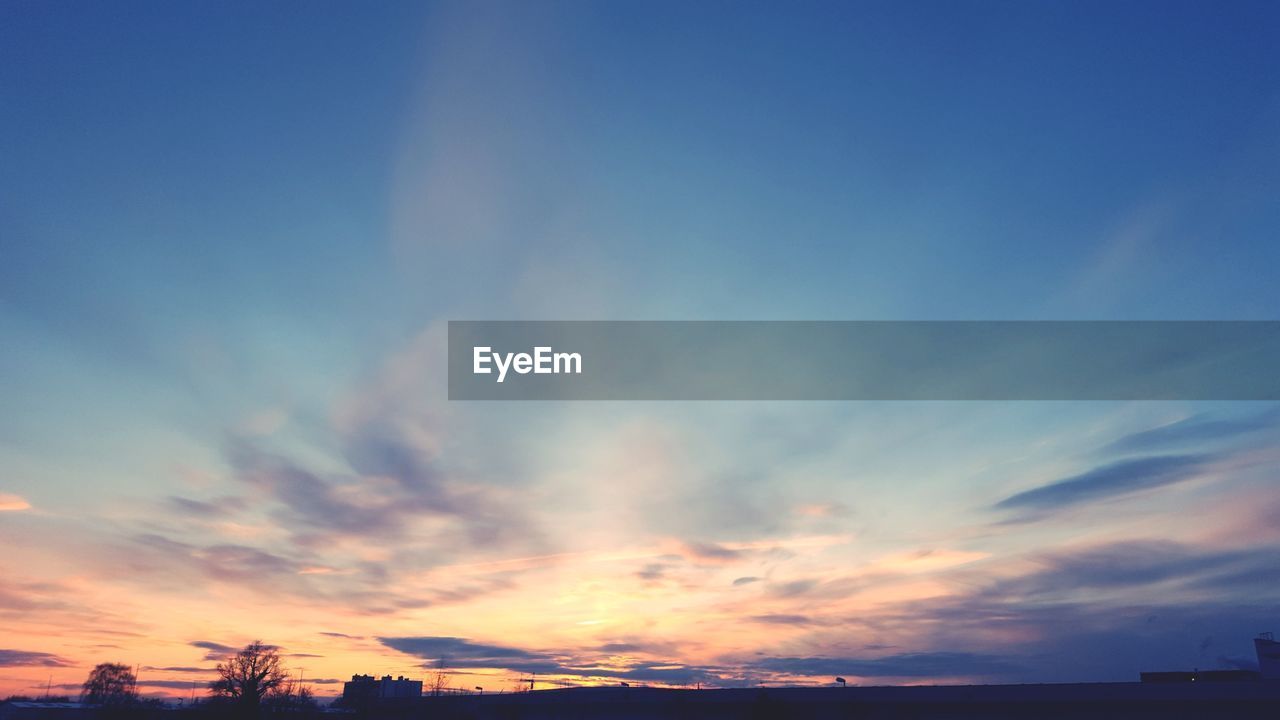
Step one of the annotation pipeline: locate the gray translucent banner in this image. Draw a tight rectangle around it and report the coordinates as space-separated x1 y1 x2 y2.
448 321 1280 401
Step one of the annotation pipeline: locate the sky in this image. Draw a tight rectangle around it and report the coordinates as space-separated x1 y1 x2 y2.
2 0 1280 699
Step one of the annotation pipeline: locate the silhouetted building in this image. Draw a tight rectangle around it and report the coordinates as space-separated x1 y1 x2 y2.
1140 670 1260 683
1139 631 1278 684
1255 632 1280 680
0 702 92 720
342 674 422 703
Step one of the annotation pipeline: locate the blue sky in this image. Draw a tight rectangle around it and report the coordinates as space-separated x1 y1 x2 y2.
2 0 1279 695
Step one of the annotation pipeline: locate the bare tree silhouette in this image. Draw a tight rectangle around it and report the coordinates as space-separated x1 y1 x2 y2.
264 678 316 712
429 669 451 697
208 641 290 714
81 663 139 707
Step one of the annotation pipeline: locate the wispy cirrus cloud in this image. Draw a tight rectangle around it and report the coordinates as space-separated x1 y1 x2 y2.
749 614 817 626
379 636 717 684
380 635 579 675
380 636 542 666
987 540 1280 598
994 454 1213 515
227 441 542 554
0 580 72 614
0 493 31 511
762 576 861 601
136 534 301 584
0 649 71 667
119 533 428 615
189 641 241 661
679 541 744 564
165 495 247 519
1101 409 1280 455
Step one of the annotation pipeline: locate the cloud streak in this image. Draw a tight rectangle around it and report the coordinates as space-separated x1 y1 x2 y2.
227 441 542 554
380 636 541 666
0 649 71 667
190 641 241 662
379 636 717 684
994 454 1213 514
1102 409 1280 454
0 493 32 511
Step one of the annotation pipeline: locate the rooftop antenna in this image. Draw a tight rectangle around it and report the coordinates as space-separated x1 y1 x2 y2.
836 677 847 687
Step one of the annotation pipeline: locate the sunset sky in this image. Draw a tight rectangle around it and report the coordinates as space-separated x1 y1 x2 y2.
3 0 1280 699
